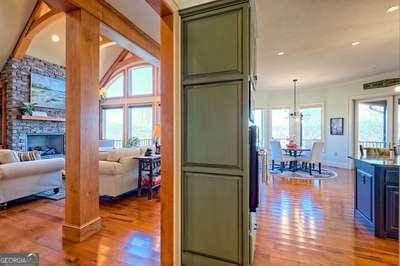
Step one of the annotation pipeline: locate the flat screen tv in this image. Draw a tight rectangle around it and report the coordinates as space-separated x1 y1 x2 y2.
30 73 65 109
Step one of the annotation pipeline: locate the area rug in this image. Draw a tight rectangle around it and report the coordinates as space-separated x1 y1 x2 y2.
36 187 65 200
270 167 338 180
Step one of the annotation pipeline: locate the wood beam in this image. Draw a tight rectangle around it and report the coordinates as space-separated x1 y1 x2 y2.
146 0 173 17
43 0 160 59
160 13 174 266
63 8 101 242
12 1 62 59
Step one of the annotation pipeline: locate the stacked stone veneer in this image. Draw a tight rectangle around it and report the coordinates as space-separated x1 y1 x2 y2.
0 56 65 151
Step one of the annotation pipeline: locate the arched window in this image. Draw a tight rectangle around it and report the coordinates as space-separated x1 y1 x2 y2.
129 65 153 96
105 72 124 98
101 63 159 147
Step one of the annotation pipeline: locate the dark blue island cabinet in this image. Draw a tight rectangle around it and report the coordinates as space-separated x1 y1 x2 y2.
350 156 399 239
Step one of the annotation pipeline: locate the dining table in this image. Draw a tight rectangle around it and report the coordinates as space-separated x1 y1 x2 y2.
282 147 311 171
282 147 310 157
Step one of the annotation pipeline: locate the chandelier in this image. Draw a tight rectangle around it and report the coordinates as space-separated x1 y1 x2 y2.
290 79 303 122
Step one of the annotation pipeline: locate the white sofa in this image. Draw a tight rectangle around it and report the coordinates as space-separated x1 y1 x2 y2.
99 147 154 197
0 155 64 204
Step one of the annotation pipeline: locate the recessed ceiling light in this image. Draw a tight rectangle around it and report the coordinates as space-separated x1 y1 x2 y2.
351 41 360 46
51 34 60 42
394 85 400 92
387 6 399 13
277 51 285 56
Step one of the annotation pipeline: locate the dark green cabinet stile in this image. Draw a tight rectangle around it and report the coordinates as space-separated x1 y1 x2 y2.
180 1 252 265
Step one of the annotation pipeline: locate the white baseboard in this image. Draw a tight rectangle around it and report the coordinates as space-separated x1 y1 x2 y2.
323 160 351 169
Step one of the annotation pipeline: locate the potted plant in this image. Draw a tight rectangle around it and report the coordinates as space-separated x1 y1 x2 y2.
19 102 37 116
124 137 140 148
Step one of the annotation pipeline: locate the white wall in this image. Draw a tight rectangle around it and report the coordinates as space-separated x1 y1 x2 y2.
255 71 399 168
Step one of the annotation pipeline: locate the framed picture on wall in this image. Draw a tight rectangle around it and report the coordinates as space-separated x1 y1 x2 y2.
330 118 344 135
30 73 65 109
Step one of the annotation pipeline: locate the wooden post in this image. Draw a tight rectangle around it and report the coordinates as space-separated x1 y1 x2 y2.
63 8 101 242
160 13 174 266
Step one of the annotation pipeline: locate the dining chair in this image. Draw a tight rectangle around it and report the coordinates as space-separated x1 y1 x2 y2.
269 140 292 173
299 142 324 175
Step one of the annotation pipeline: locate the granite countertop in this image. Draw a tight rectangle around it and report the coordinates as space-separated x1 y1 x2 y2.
348 155 400 166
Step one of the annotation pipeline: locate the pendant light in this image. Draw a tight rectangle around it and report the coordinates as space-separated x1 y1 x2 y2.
290 79 303 122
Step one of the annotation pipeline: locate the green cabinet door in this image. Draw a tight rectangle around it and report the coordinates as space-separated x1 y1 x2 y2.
181 1 251 265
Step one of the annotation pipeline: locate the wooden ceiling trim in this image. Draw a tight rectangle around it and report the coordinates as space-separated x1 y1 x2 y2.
100 49 129 87
43 0 160 59
12 1 63 59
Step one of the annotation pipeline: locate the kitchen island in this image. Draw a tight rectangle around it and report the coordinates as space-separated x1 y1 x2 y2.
349 155 399 239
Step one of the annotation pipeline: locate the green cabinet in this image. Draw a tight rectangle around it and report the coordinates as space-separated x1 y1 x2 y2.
180 0 253 265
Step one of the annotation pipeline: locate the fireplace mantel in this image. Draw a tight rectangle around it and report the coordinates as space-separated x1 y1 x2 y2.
17 115 66 122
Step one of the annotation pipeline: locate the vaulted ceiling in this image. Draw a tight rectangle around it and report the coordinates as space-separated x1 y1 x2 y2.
0 0 161 76
0 0 36 69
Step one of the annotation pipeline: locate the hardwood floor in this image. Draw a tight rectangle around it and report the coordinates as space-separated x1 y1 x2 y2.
253 168 399 266
0 168 398 265
0 193 160 265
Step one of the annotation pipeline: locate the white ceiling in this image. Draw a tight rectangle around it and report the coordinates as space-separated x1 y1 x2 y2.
27 15 66 66
105 0 160 43
0 0 36 69
0 0 159 74
257 0 400 90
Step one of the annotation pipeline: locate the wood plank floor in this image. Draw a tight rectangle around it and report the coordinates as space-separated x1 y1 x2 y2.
0 168 398 265
253 168 399 266
0 193 160 265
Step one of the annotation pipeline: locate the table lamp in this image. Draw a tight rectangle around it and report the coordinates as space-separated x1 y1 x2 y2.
153 125 161 154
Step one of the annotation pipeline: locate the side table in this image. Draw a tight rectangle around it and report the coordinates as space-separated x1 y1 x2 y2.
134 155 161 199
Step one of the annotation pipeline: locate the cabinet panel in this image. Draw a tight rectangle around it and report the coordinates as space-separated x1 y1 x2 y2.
183 173 242 264
356 169 373 222
184 81 243 169
385 185 399 239
183 8 243 78
181 1 251 265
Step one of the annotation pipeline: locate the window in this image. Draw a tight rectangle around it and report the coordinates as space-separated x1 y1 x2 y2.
129 105 153 140
129 66 153 96
271 108 290 146
358 100 387 146
300 106 323 148
254 109 265 148
101 61 159 146
102 108 124 147
105 73 124 98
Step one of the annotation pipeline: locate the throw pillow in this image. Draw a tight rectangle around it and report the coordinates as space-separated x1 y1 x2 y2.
18 150 41 161
0 149 21 164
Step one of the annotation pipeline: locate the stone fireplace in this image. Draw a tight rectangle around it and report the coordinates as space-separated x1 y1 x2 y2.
26 134 65 158
0 56 65 151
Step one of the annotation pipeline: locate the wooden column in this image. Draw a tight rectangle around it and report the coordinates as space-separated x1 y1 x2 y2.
63 8 101 242
160 13 174 266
